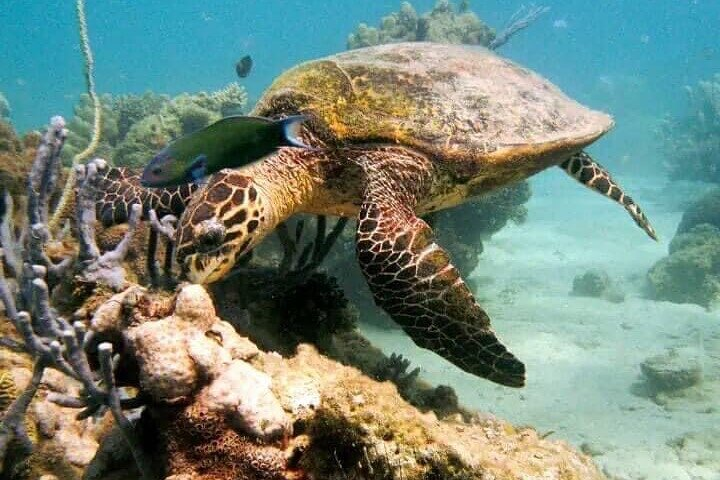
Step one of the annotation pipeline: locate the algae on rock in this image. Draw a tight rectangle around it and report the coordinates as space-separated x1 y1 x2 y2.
647 223 720 307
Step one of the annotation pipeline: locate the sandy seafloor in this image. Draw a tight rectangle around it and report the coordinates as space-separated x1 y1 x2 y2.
360 168 720 480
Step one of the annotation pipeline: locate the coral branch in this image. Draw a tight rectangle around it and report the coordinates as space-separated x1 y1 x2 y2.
489 4 549 50
0 360 44 466
75 159 141 290
98 342 155 480
0 193 22 279
147 210 177 285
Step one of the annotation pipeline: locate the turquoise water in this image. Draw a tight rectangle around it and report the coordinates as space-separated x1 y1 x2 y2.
2 1 719 134
2 1 720 479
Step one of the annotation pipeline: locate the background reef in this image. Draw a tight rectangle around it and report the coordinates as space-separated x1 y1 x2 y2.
648 72 720 308
347 0 495 49
62 84 248 169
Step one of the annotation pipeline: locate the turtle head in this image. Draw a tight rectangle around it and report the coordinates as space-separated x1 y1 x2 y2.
175 171 272 284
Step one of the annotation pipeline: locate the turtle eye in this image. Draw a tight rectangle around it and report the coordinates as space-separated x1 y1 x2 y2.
195 219 226 253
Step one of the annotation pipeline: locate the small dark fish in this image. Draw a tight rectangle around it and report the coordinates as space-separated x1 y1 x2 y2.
235 55 253 78
141 115 310 188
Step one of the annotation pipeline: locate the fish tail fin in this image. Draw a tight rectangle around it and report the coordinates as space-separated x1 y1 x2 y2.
277 115 312 149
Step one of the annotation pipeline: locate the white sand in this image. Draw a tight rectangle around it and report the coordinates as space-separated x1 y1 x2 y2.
360 169 720 480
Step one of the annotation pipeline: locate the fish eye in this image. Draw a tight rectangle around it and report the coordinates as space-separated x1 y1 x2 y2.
152 167 162 175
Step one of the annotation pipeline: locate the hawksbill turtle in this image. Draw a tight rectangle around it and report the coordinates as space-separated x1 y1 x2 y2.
99 43 656 387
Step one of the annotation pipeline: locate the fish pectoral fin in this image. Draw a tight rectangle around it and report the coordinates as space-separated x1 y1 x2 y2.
277 115 313 149
189 155 208 183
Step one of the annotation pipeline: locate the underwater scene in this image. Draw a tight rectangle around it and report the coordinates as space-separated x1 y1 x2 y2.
1 1 719 479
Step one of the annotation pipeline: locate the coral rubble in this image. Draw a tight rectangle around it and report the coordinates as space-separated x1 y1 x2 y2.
640 348 704 396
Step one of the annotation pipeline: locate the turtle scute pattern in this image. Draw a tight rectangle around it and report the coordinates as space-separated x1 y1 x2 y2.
256 42 613 163
355 149 525 387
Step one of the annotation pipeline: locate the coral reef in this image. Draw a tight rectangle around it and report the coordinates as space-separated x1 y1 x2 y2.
646 223 720 307
62 84 248 169
675 187 720 234
647 189 720 307
0 117 153 479
660 73 720 182
347 0 495 49
0 120 37 225
347 0 548 51
81 284 604 480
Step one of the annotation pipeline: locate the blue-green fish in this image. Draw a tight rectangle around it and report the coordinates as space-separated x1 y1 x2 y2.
141 115 310 188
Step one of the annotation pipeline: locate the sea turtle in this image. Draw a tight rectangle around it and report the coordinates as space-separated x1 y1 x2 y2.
157 42 655 387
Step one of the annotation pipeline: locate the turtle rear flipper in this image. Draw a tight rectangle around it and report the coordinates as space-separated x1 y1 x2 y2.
560 151 657 240
355 151 525 388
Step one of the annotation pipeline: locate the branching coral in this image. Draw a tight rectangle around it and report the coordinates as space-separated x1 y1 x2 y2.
0 117 151 478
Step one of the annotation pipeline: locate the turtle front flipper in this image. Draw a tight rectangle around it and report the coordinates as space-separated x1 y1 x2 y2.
560 151 657 240
355 151 525 388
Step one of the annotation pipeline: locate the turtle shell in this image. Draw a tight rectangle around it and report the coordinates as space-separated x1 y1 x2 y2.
253 42 613 178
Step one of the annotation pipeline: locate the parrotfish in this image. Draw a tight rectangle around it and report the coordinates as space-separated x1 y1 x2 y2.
141 115 310 188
